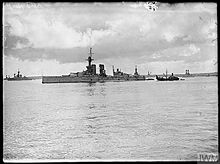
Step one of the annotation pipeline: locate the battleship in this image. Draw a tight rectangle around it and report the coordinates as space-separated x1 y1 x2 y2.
5 70 32 81
42 48 146 83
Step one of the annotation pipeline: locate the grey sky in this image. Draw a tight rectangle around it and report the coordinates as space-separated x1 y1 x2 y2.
3 2 217 76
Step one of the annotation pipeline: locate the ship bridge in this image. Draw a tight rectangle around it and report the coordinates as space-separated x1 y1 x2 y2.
84 48 106 76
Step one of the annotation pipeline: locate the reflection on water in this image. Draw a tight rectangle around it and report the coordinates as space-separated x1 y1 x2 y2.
86 83 106 97
85 83 107 138
87 83 96 96
88 103 96 109
3 77 218 160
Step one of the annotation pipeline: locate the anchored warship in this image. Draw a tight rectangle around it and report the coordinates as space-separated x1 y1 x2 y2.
42 48 146 83
5 70 32 81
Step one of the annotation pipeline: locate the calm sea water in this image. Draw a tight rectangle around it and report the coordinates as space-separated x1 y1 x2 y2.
3 77 218 161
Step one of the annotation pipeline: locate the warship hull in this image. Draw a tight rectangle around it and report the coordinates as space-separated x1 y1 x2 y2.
7 77 32 81
42 75 145 83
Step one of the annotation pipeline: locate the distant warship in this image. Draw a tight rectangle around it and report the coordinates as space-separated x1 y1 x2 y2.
42 48 146 83
5 70 32 81
181 69 195 77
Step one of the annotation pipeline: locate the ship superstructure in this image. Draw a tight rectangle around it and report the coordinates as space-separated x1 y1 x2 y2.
42 48 145 83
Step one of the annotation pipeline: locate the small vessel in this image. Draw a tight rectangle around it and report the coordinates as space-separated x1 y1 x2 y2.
156 69 179 81
146 71 154 80
5 70 32 81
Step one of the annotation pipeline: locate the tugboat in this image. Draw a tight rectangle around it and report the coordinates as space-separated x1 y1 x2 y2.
146 71 154 80
42 48 146 83
156 69 179 81
5 70 32 81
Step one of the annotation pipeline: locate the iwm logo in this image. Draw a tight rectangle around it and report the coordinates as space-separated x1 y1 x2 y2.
197 153 219 162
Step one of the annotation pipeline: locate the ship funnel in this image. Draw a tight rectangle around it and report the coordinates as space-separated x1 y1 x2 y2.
112 65 115 75
18 69 20 77
134 65 138 75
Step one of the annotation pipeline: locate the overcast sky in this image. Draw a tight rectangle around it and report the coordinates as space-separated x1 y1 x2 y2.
3 2 217 76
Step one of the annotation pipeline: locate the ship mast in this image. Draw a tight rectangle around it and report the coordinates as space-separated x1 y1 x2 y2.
87 47 94 66
166 69 168 79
